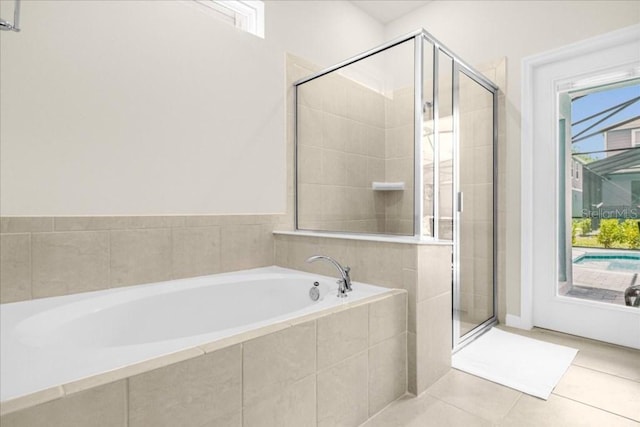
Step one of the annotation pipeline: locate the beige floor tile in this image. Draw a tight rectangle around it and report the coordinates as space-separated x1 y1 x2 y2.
499 326 640 382
500 394 639 427
573 345 640 382
426 370 521 423
554 365 640 421
361 394 491 427
373 328 640 426
539 329 640 382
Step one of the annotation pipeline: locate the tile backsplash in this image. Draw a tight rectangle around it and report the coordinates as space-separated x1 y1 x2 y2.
0 215 281 303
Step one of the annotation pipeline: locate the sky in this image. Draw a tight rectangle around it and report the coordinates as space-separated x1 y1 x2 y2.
571 80 640 160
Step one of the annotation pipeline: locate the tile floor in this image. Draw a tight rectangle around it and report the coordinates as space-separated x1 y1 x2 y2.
361 326 640 426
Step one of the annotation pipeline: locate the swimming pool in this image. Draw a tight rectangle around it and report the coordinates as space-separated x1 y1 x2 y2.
574 253 640 272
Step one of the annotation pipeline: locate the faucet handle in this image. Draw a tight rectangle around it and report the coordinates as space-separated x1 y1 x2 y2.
344 266 353 291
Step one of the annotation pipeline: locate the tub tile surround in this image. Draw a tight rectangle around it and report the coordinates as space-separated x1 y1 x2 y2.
317 303 369 369
31 231 110 298
369 333 408 415
244 374 316 427
317 351 369 427
0 233 31 302
0 215 283 303
274 233 452 396
129 345 243 427
1 381 127 427
0 290 407 427
242 321 317 408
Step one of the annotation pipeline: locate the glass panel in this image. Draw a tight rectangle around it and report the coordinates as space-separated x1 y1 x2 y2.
563 79 640 306
422 40 435 237
438 53 454 240
296 39 415 235
458 72 495 338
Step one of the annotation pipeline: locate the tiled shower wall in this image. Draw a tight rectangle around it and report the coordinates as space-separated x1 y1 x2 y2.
297 70 387 233
0 215 280 304
296 61 415 235
384 86 415 235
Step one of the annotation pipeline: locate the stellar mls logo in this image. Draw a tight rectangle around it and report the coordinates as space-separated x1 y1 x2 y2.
582 208 639 219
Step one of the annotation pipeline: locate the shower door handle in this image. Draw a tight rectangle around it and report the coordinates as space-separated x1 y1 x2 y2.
457 192 464 213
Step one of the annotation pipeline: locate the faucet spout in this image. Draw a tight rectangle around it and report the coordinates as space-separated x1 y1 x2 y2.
306 255 352 297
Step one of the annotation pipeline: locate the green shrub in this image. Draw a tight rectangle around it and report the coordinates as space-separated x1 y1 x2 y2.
620 219 640 249
597 219 622 248
572 218 592 237
579 218 591 236
571 221 578 245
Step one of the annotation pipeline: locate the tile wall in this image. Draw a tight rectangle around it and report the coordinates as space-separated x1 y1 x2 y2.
1 292 407 427
295 59 415 236
274 232 452 395
383 86 415 235
0 215 281 303
297 71 387 233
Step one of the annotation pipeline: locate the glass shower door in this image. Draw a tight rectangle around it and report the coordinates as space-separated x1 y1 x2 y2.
454 68 496 345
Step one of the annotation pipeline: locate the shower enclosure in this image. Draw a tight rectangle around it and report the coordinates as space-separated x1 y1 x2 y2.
294 29 498 350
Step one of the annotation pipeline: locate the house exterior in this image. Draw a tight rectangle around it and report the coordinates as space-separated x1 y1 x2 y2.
605 117 640 157
581 117 640 221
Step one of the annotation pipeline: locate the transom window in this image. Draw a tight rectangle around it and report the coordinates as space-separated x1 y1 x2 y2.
194 0 264 38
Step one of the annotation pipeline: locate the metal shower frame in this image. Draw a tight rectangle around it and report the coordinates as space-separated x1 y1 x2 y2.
293 28 499 350
0 0 21 32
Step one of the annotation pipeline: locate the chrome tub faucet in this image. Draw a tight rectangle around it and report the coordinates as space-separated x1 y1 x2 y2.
306 255 352 298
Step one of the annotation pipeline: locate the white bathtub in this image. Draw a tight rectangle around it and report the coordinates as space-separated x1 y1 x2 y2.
0 266 390 404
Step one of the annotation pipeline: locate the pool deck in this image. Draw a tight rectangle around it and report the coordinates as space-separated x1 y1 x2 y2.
566 248 639 306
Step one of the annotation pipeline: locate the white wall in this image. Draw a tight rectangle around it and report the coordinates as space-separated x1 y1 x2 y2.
0 0 384 215
384 0 640 317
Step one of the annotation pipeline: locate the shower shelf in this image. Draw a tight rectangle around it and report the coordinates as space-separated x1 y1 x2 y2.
372 182 405 191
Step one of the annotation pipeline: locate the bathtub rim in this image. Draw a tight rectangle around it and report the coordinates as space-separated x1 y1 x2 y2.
0 267 404 416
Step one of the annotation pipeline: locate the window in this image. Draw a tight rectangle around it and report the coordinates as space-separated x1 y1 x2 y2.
633 129 640 147
632 181 640 205
194 0 264 38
